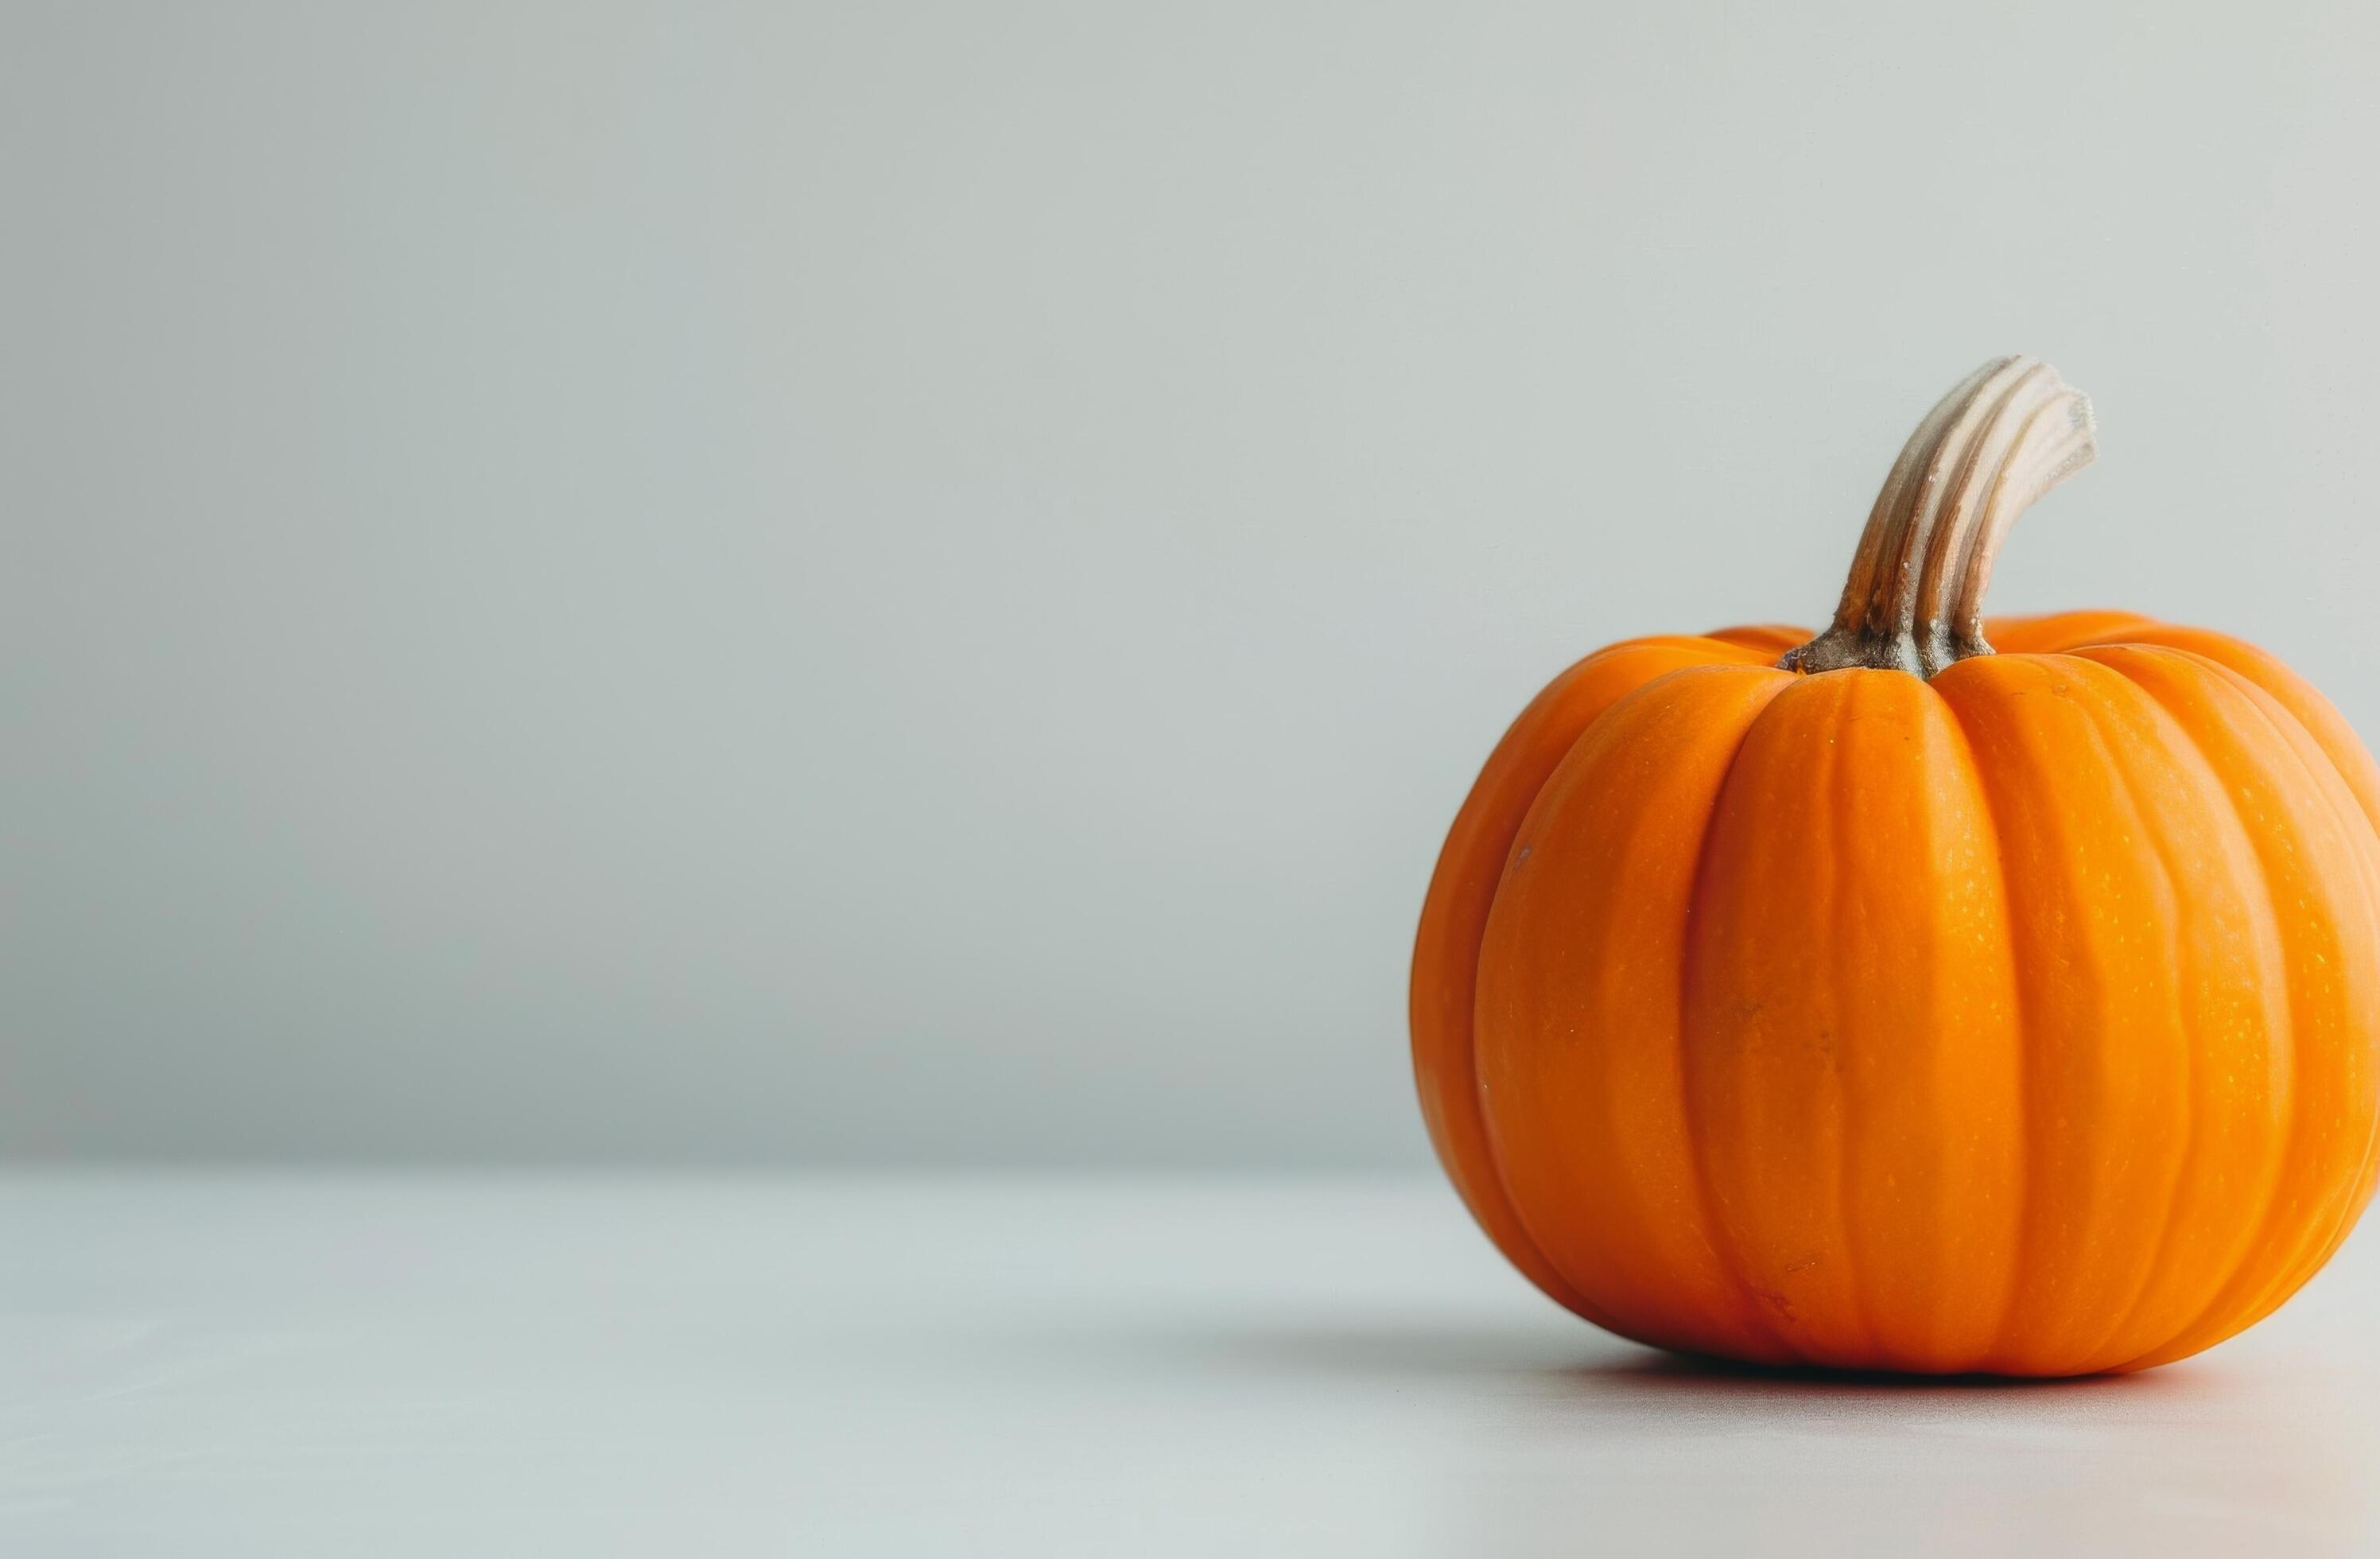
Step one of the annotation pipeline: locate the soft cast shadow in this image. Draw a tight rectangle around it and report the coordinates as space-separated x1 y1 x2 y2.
1107 1316 2211 1424
1009 1317 2357 1542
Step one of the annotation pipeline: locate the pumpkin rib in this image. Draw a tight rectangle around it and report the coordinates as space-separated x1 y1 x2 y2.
1674 676 1852 1366
1414 635 1789 1322
2071 659 2293 1370
1414 637 1782 1333
2185 655 2380 1350
1899 677 2030 1370
1411 655 1601 1321
1915 671 2035 1372
1802 678 1887 1363
1413 649 1672 1326
1932 657 2089 1371
1475 663 1800 1363
1669 670 1821 1365
2072 648 2306 1369
1657 669 1814 1364
2098 664 2250 1370
2052 654 2274 1370
2099 651 2380 1367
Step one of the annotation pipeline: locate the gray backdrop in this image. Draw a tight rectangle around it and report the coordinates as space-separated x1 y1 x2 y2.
9 1 2379 1165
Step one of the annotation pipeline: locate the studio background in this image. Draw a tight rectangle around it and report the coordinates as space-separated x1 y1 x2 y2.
10 1 2379 1168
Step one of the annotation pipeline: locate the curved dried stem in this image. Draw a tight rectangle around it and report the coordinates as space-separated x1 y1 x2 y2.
1781 357 2096 678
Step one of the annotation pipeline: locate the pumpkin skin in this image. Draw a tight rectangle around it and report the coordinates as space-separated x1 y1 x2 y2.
1411 369 2380 1376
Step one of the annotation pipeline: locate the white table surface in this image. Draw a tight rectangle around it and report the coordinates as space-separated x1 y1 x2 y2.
6 1172 2378 1557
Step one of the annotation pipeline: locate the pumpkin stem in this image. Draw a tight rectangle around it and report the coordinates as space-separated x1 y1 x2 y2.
1780 356 2096 678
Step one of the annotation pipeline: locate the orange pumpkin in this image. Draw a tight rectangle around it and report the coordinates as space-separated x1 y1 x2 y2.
1411 357 2380 1374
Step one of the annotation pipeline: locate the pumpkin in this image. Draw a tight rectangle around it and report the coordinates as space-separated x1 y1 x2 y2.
1411 357 2380 1375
